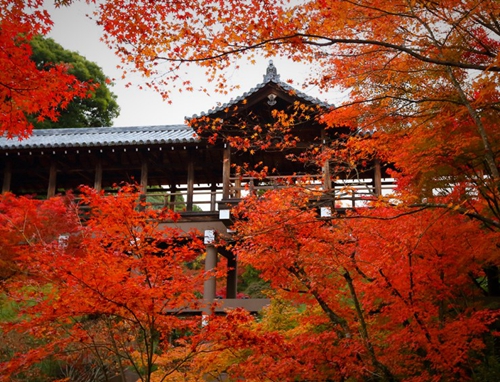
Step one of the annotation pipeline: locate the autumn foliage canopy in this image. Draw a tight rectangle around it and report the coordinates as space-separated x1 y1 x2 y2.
2 0 500 381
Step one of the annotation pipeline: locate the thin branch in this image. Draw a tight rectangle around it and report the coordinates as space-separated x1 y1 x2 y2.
152 33 500 72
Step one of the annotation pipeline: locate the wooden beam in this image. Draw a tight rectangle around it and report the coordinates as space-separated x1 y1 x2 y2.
47 159 57 198
222 146 231 199
2 160 11 193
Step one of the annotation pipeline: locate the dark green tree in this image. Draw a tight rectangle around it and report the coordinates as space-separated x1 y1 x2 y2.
29 36 120 128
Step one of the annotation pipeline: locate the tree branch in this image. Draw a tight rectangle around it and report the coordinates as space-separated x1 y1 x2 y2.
153 33 500 73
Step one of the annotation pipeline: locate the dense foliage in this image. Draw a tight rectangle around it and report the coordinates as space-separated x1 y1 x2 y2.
0 187 211 381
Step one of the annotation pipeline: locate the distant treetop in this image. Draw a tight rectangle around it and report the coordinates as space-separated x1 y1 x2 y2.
29 35 120 129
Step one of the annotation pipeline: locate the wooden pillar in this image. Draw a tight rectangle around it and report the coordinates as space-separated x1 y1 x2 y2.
222 146 231 199
226 254 238 299
204 245 218 301
321 129 332 190
374 159 382 197
2 160 11 193
47 159 57 198
137 157 148 210
210 183 217 211
140 157 148 192
235 172 242 199
323 160 332 190
167 185 177 210
203 231 218 303
94 158 102 191
249 178 255 195
186 159 194 211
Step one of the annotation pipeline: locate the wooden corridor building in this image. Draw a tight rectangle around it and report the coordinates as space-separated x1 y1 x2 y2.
0 63 392 313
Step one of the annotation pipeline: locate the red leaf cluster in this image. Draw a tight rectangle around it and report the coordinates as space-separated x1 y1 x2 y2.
0 0 96 138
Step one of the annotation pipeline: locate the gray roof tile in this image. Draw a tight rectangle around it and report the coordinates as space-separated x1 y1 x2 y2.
0 125 199 150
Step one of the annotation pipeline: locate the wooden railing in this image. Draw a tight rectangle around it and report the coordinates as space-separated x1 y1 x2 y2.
145 185 223 212
136 175 396 213
229 174 396 208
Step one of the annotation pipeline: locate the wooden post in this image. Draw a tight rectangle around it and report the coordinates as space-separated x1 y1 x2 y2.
210 183 217 211
2 160 11 193
140 157 148 192
321 130 332 190
374 159 382 197
204 230 218 305
167 185 177 210
187 160 194 211
204 245 218 301
202 240 218 322
222 146 231 199
47 159 57 198
226 254 238 299
235 172 242 199
323 160 332 190
249 178 255 195
94 158 102 191
137 156 148 210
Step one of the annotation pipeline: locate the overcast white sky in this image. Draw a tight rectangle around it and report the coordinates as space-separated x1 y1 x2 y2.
44 1 338 127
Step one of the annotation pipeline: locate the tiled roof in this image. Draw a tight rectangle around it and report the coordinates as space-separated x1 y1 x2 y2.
190 61 331 119
0 125 199 150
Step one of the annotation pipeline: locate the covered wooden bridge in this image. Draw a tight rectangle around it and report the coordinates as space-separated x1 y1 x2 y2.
0 63 393 313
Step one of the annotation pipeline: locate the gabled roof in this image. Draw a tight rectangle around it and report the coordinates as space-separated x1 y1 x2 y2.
190 61 331 119
0 125 198 150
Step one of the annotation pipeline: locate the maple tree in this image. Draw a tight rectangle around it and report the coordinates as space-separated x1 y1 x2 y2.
0 0 96 138
95 0 500 312
0 186 215 381
207 187 500 381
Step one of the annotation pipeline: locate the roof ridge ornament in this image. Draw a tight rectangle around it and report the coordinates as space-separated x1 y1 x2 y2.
263 60 280 82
